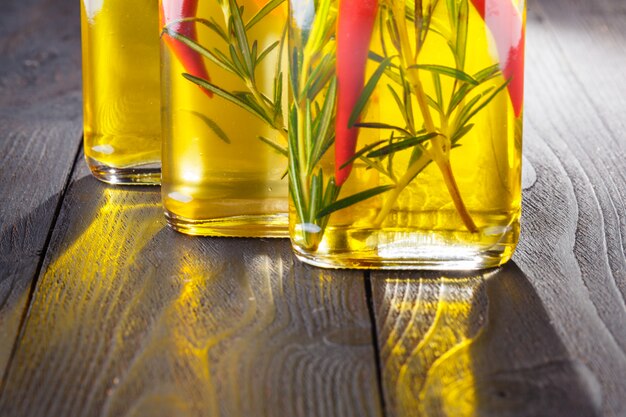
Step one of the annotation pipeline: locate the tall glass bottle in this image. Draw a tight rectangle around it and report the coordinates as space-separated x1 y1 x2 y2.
81 0 161 184
160 0 289 237
288 0 525 269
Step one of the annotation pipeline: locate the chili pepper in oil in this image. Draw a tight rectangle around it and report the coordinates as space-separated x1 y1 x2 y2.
161 0 213 98
334 0 379 186
472 0 525 116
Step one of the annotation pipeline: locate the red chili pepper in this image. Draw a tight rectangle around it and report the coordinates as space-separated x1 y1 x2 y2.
472 0 525 117
334 0 379 186
161 0 213 98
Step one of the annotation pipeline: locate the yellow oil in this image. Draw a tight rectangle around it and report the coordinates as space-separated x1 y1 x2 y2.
81 0 161 184
290 0 524 269
161 0 289 237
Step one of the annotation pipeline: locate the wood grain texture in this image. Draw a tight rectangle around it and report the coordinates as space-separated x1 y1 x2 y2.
372 265 603 417
0 161 382 417
0 0 83 372
514 0 626 415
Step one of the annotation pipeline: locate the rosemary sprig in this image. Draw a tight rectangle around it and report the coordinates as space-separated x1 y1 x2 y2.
288 0 393 249
162 0 288 143
343 0 510 230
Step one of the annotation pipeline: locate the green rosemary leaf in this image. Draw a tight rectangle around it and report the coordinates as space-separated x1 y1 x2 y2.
368 51 400 68
165 30 238 75
367 132 438 158
235 91 273 121
319 178 341 231
408 64 478 85
379 11 389 58
274 23 287 95
386 13 401 52
316 136 335 170
322 177 339 208
183 74 271 123
354 122 412 137
349 57 393 128
246 0 285 30
308 69 335 101
288 108 307 221
339 140 387 169
303 54 331 95
446 64 502 115
257 40 280 64
368 51 385 64
415 0 423 49
447 83 472 115
188 111 231 144
210 47 232 68
258 136 287 155
455 0 469 70
307 0 333 53
359 157 389 177
425 94 443 114
453 93 483 128
451 123 474 143
229 0 255 77
387 85 410 129
309 170 323 220
172 17 229 42
400 69 416 132
369 52 403 86
251 40 258 67
273 73 283 117
309 77 337 169
462 79 511 126
474 64 501 82
316 185 394 219
228 43 248 76
304 53 335 100
433 72 444 110
289 177 307 226
304 99 313 162
446 0 456 29
387 132 397 181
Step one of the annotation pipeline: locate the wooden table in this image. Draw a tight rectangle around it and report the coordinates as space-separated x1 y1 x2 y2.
1 0 625 416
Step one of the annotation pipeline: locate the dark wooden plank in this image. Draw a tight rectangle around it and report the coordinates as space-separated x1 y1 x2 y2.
372 265 603 417
0 160 382 417
371 0 626 415
514 0 626 415
0 0 83 372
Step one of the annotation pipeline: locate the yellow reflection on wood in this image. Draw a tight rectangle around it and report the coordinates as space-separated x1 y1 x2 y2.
8 183 380 417
46 186 163 279
377 274 491 417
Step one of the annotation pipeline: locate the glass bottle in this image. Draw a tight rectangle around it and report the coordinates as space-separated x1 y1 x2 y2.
160 0 289 237
288 0 525 269
81 0 161 184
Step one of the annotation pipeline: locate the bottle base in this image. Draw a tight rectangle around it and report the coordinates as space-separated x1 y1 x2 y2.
291 240 516 270
86 157 161 185
164 210 289 238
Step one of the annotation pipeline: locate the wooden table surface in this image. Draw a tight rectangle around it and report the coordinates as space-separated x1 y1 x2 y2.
1 0 625 416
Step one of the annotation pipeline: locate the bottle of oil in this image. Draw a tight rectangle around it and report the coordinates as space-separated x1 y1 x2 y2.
160 0 288 236
288 0 525 269
81 0 161 184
